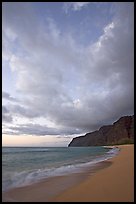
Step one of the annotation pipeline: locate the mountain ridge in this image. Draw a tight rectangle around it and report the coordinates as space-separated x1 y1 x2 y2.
68 115 134 146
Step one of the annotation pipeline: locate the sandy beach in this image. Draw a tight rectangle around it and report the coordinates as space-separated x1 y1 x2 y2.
2 144 134 202
53 144 134 202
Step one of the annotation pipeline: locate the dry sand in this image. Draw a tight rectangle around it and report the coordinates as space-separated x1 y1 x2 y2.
2 144 134 202
52 144 134 202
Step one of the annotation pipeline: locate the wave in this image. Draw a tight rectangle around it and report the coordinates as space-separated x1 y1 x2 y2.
2 147 119 192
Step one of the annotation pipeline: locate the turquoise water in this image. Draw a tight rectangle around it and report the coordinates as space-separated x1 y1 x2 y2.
2 146 119 191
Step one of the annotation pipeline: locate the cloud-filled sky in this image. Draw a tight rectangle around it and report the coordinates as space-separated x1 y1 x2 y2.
2 2 134 146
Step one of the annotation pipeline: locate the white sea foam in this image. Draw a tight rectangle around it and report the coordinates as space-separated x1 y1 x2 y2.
2 147 119 192
2 146 120 192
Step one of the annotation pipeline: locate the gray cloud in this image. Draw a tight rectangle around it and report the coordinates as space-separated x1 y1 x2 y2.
3 124 81 136
8 104 41 118
2 91 19 102
2 106 13 123
2 3 134 136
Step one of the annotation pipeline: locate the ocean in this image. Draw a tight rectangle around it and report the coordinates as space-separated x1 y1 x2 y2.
2 146 119 192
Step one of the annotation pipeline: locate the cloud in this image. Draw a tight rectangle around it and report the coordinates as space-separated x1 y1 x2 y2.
72 2 90 11
3 123 81 136
2 91 19 102
2 3 134 136
2 106 13 123
8 104 41 118
63 2 90 13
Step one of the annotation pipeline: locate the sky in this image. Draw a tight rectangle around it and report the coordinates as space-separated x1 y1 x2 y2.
2 2 134 147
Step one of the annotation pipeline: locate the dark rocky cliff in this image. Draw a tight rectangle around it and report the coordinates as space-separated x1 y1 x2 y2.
68 115 134 146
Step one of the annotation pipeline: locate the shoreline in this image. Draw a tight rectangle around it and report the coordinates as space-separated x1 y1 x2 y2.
2 157 112 202
2 144 134 202
52 144 134 202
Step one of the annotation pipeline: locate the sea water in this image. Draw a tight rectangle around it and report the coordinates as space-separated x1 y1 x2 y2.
2 146 119 192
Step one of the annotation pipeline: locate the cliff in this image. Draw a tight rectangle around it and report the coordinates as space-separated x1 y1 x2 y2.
68 115 134 146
